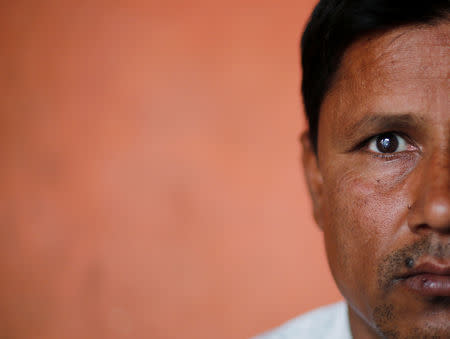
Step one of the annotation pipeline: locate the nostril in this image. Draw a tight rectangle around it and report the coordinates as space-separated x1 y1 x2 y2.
415 223 432 233
410 223 450 236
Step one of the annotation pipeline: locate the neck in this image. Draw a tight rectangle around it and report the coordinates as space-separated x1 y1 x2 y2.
347 304 381 339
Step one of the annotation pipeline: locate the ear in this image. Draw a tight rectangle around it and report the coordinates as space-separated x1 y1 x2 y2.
300 131 325 230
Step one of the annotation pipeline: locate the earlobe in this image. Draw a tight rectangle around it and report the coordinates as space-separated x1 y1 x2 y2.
300 131 325 230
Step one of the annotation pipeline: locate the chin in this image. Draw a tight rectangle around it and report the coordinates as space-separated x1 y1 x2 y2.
372 296 450 339
376 321 449 339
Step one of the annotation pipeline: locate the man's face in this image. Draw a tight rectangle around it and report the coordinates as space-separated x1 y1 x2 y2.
303 23 449 338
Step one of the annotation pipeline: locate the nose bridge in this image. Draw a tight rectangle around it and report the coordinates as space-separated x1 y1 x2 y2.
414 146 450 232
425 147 449 197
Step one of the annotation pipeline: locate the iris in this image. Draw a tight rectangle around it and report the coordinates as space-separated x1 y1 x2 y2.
376 133 399 153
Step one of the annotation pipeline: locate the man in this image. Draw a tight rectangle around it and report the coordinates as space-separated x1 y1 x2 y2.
255 0 449 338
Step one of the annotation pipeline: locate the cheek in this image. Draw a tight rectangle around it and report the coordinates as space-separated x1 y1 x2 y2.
323 154 418 243
320 156 417 302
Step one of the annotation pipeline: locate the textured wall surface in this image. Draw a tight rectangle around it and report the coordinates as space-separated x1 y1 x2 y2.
0 1 341 338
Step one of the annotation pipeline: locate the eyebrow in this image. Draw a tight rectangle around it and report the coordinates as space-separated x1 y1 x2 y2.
345 113 423 135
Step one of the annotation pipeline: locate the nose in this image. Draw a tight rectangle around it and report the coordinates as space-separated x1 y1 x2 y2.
408 148 450 235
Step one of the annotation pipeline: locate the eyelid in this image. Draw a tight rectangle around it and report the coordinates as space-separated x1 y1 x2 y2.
352 131 417 153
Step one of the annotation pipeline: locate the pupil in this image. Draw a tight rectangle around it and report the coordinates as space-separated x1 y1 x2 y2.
376 133 398 153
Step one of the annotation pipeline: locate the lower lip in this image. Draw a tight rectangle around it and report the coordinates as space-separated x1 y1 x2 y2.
403 274 450 297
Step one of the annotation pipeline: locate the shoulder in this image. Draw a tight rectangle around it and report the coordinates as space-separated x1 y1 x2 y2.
251 301 351 339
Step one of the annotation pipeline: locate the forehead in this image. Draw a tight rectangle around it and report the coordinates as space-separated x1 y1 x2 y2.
335 23 449 89
320 23 449 132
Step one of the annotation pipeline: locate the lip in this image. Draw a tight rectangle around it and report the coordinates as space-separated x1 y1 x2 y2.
399 262 450 297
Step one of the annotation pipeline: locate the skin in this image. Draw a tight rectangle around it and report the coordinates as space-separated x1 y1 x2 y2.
302 23 449 338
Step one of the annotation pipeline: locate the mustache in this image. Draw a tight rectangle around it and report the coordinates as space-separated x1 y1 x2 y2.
377 235 450 292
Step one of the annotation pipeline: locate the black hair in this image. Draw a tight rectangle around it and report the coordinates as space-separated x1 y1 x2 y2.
301 0 449 152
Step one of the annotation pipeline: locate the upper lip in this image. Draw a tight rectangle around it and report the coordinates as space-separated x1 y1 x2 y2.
401 262 450 279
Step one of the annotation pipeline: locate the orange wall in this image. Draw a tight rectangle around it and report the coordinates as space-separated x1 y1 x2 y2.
0 1 341 338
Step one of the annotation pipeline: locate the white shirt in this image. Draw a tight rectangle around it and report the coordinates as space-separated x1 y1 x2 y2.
251 302 352 339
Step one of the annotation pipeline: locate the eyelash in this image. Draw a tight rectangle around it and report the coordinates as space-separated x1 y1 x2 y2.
354 131 415 159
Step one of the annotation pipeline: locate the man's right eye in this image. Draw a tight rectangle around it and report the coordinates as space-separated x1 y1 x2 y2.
367 132 408 154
